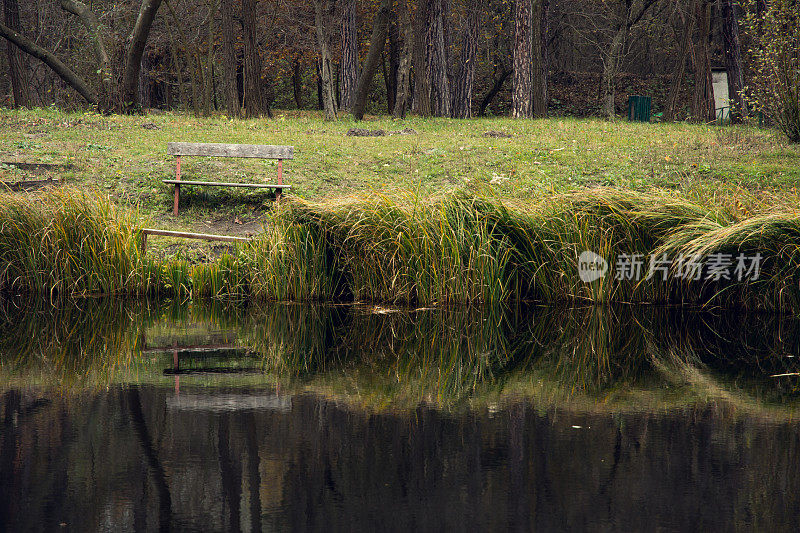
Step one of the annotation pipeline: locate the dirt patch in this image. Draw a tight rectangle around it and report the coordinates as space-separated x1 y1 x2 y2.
483 131 513 138
347 128 418 137
1 162 75 172
347 128 386 137
0 177 63 191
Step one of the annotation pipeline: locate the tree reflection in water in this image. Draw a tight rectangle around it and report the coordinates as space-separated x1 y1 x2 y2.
2 298 800 531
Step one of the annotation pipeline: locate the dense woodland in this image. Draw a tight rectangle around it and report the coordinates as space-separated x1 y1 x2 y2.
0 0 769 121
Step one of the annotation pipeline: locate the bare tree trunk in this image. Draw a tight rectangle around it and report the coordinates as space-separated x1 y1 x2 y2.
691 0 715 123
513 0 532 118
393 0 413 118
479 66 512 116
0 20 96 104
386 18 400 113
221 0 239 117
313 0 338 120
720 0 746 122
316 61 323 109
203 0 217 116
428 0 450 117
167 26 185 109
451 4 479 118
139 51 151 108
292 55 303 109
599 0 659 119
666 4 694 121
3 0 30 107
121 0 163 113
340 0 358 111
411 0 431 116
242 0 265 117
532 0 548 117
60 0 111 108
352 0 391 120
600 29 625 118
164 0 204 116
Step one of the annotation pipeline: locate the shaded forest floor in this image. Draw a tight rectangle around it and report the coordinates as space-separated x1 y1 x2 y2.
1 108 798 259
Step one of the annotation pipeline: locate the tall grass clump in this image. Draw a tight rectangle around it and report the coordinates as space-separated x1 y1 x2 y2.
242 217 341 300
271 192 515 304
0 188 144 296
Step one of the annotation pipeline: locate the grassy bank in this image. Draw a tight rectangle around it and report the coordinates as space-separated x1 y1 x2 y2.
3 187 800 310
2 108 799 241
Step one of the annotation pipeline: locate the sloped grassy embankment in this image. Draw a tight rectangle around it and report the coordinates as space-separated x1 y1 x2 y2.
2 187 800 310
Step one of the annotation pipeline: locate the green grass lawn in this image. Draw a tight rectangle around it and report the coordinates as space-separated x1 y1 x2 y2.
2 107 799 240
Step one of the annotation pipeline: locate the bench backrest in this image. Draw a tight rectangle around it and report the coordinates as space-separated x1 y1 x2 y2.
167 142 293 159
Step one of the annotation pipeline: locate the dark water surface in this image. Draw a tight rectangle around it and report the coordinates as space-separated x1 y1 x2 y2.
2 299 800 532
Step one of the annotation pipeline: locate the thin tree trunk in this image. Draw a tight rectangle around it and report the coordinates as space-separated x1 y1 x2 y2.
3 0 30 107
164 0 203 116
479 66 512 116
292 55 303 108
59 0 111 107
691 0 715 123
0 20 96 104
340 0 358 110
451 4 479 119
532 0 548 117
666 4 694 122
411 0 431 116
600 0 659 119
386 18 400 114
382 53 392 113
316 61 323 109
139 51 151 108
393 0 413 118
242 0 264 117
313 0 337 120
121 0 163 113
352 0 391 120
513 0 532 118
720 0 746 122
428 0 450 117
203 0 217 116
166 24 185 110
220 0 239 117
600 29 625 118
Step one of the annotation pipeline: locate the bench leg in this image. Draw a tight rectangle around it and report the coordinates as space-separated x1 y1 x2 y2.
173 183 180 215
173 155 182 216
276 159 283 202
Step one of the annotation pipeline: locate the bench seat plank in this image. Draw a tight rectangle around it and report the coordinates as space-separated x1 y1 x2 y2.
163 180 290 189
167 142 293 159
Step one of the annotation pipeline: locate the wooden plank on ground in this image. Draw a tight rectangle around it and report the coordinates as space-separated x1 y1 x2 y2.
142 228 252 243
167 142 294 159
162 180 290 188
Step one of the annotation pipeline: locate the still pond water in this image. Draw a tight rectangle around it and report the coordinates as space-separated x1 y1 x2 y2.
2 298 800 532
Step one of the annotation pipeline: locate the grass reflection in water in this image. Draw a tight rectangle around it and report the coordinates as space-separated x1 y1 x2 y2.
1 297 799 416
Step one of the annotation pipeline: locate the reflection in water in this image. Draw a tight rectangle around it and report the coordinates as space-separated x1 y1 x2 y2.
2 299 800 531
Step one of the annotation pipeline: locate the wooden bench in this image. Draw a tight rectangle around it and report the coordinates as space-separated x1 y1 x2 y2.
164 142 293 215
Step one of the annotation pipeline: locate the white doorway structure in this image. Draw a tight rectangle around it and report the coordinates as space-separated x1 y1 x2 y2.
711 67 730 123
